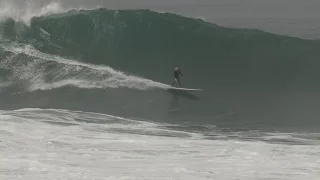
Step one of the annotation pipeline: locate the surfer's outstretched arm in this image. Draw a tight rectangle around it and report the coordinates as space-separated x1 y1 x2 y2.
179 71 183 76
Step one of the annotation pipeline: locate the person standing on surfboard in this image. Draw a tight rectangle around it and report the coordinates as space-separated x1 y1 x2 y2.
172 67 183 87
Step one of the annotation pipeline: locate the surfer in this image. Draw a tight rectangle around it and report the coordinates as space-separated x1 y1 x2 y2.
172 67 183 87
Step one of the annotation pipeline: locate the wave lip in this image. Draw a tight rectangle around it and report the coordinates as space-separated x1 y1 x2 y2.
0 1 65 24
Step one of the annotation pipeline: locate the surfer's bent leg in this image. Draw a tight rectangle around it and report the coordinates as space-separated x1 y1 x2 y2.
177 78 182 87
172 78 177 87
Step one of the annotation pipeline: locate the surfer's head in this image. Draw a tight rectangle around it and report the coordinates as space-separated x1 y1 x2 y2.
175 67 179 71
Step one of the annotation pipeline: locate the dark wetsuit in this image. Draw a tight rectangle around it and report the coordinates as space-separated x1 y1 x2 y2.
174 70 183 79
172 69 183 87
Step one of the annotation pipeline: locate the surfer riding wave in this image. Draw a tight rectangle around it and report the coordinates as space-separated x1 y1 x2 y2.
172 67 183 87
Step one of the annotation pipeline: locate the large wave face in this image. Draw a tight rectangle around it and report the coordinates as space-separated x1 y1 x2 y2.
3 8 320 86
1 8 320 129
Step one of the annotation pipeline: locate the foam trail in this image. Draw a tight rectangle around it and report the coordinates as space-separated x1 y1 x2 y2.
0 81 9 92
1 108 320 179
7 108 194 138
0 43 171 91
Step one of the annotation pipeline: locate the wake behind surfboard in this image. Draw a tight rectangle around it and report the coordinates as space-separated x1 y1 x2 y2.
167 87 202 92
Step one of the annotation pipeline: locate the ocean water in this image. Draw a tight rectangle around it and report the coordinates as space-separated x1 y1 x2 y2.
1 1 320 179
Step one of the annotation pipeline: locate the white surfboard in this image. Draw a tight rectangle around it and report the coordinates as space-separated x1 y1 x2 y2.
167 87 202 92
